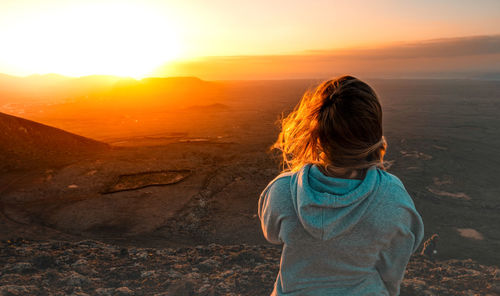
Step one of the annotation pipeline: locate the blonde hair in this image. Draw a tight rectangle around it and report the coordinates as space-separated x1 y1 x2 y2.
273 75 387 173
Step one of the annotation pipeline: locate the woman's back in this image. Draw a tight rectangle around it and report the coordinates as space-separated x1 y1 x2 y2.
259 164 424 295
260 75 424 295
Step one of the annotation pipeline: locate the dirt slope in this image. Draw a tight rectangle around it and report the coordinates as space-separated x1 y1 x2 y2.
0 112 108 172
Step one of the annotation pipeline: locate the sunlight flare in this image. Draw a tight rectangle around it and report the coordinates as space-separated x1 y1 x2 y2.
1 2 181 78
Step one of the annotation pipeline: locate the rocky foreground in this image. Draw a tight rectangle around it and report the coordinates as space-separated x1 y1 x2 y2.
1 238 499 296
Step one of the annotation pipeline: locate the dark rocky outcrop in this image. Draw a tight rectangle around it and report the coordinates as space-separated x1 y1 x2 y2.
1 239 498 296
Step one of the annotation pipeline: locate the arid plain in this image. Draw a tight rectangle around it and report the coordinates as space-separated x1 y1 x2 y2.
1 76 499 267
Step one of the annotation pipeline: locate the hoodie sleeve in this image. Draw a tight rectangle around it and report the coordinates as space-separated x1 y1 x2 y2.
375 207 424 296
258 176 290 245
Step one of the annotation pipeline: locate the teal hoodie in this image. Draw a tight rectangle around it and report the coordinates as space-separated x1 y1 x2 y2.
258 164 424 296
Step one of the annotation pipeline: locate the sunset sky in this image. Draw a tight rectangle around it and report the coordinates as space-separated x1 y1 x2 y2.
0 0 499 79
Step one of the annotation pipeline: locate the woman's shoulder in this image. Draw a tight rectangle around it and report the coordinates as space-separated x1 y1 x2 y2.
376 168 406 190
374 168 417 208
260 171 294 198
258 171 296 221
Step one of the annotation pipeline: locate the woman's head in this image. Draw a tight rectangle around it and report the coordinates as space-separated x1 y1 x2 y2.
274 75 386 172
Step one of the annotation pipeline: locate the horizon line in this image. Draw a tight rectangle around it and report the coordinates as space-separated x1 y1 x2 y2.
1 33 499 80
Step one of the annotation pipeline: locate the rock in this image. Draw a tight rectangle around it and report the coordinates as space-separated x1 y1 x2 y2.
185 272 201 280
65 271 90 286
197 283 215 295
71 258 97 275
420 234 439 260
0 285 38 296
167 269 182 279
72 258 88 267
115 287 134 295
95 288 114 296
199 258 219 272
140 270 156 278
10 262 34 273
221 270 235 277
136 251 148 259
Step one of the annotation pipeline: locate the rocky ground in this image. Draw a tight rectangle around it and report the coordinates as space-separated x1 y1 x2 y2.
1 238 499 296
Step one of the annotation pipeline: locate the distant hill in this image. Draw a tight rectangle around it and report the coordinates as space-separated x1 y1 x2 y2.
185 103 230 111
103 76 222 109
0 74 223 117
0 73 72 106
0 112 109 172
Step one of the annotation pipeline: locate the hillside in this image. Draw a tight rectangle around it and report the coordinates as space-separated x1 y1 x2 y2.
0 112 108 172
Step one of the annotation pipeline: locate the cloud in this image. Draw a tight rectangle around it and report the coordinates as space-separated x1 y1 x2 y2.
309 35 500 59
157 35 500 80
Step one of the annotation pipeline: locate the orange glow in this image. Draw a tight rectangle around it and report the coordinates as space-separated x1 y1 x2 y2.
0 2 181 78
0 0 498 78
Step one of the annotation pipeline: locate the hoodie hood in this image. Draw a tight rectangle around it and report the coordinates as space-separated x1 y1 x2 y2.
289 164 380 240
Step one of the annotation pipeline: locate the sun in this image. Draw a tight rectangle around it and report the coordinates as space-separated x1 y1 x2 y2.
1 2 181 78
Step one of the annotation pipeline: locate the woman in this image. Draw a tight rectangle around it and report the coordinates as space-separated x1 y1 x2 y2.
258 75 424 295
